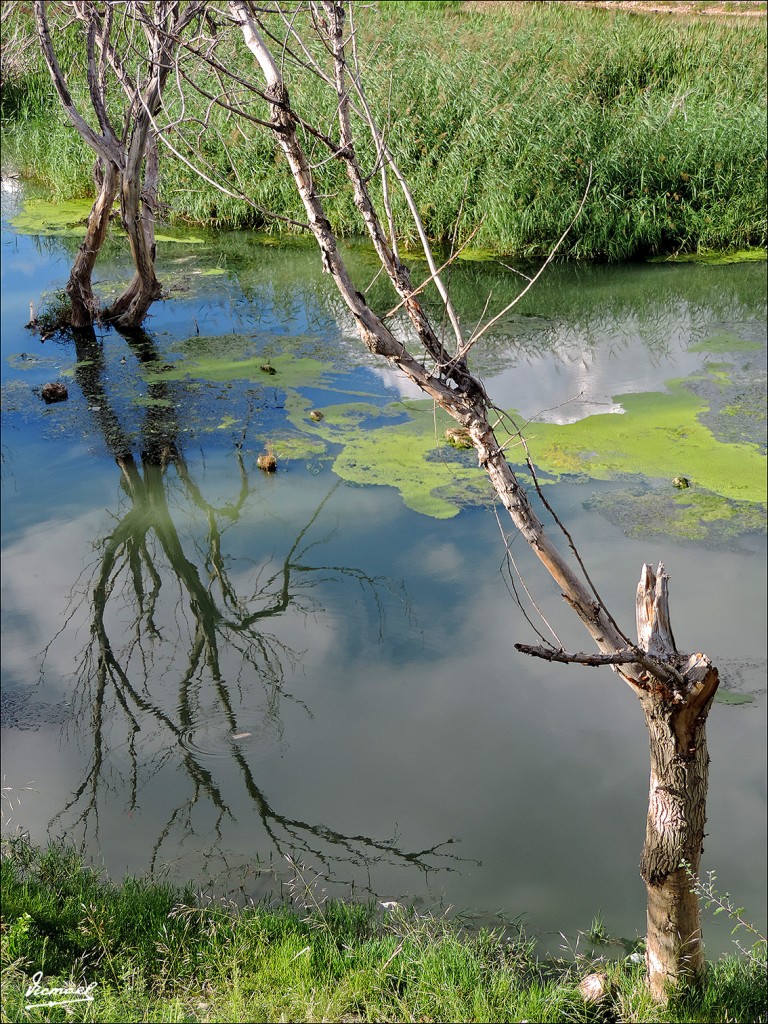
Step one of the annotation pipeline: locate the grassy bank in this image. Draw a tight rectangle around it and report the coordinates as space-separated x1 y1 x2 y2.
1 837 766 1023
1 2 765 260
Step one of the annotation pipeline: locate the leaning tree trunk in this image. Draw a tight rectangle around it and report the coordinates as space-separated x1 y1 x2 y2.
67 160 118 328
228 1 720 1001
636 564 719 999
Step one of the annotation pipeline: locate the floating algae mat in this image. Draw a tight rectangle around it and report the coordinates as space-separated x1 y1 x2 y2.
287 393 491 519
585 487 766 545
132 329 766 531
9 198 96 237
687 331 762 354
145 334 337 387
522 381 765 505
5 313 764 532
648 249 767 267
282 378 765 522
10 198 204 243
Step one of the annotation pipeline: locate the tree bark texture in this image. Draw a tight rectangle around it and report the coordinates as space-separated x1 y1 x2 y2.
67 160 118 327
636 565 718 999
104 136 162 330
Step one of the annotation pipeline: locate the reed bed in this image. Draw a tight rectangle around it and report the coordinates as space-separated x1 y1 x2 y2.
1 1 765 259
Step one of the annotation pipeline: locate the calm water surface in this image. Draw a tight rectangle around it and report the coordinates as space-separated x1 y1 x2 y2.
1 183 765 956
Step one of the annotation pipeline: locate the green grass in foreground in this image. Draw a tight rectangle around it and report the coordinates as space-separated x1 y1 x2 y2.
1 1 765 259
1 837 766 1023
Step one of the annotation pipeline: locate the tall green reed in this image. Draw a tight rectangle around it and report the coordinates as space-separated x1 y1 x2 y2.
2 2 765 259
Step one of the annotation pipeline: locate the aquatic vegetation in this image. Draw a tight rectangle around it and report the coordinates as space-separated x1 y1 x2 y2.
10 198 207 245
688 332 762 353
146 335 337 388
649 249 767 266
3 2 765 259
126 329 766 530
524 383 766 504
6 304 765 533
265 435 327 462
285 379 766 524
585 486 767 544
9 197 94 237
715 691 754 706
134 395 174 408
284 392 482 518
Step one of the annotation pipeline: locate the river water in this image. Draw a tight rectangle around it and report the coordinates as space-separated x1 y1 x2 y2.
1 182 765 957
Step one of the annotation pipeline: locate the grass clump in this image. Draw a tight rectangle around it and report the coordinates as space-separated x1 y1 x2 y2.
2 837 766 1023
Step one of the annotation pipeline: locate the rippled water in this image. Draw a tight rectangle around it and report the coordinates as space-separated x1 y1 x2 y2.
1 187 765 956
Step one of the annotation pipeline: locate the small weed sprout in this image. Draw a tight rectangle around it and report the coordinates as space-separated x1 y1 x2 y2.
283 855 331 927
585 912 611 948
682 860 767 962
26 289 73 339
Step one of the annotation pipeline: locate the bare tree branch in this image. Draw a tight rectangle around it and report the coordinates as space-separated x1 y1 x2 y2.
515 644 652 669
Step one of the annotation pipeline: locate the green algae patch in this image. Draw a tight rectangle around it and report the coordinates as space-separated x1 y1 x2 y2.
155 229 205 245
280 381 765 522
247 231 319 251
721 401 766 421
456 246 504 262
523 382 766 505
649 250 767 266
216 415 239 430
677 359 766 453
6 353 60 371
714 691 754 706
10 198 209 245
286 394 485 518
268 435 328 461
333 416 481 518
687 332 762 354
135 396 175 408
586 486 766 543
10 198 95 237
284 392 408 438
695 361 734 388
147 335 336 387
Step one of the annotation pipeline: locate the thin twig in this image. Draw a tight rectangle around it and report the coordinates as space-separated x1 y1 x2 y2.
458 164 593 357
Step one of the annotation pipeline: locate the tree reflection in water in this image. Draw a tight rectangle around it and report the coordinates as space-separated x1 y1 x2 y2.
41 326 465 893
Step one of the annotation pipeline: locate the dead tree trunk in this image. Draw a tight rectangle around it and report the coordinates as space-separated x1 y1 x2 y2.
34 0 123 328
224 0 719 999
35 1 202 332
67 160 118 328
104 134 162 330
636 564 719 997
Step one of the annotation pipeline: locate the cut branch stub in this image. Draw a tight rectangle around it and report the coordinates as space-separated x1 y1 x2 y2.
634 565 719 999
636 562 677 661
